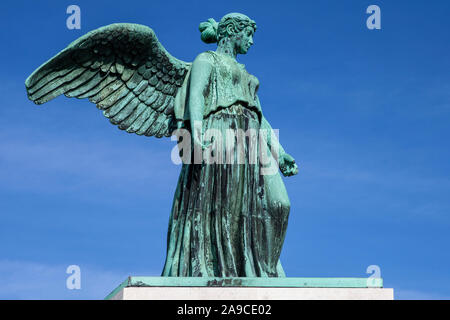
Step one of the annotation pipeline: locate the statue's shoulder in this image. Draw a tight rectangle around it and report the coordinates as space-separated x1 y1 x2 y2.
193 51 216 65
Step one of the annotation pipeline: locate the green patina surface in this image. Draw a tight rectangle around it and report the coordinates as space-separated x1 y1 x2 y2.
26 13 299 279
104 277 383 299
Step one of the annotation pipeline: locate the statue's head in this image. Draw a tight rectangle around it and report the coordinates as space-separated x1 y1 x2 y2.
199 13 257 54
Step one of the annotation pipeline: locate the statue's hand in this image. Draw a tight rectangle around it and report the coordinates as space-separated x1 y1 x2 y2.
279 153 299 177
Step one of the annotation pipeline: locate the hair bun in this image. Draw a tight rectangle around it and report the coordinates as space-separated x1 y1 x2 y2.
199 18 218 44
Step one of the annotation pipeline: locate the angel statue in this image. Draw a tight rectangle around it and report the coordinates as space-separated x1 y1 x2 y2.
25 12 299 278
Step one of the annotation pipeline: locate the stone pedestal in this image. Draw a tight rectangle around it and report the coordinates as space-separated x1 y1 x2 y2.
105 277 394 300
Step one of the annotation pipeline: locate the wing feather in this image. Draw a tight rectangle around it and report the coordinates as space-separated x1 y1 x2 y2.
77 74 116 99
110 97 140 124
145 113 166 137
104 91 135 118
93 81 126 106
136 110 159 135
119 102 148 130
65 71 102 97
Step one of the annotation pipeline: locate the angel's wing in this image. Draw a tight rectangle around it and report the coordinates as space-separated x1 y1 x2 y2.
25 23 191 138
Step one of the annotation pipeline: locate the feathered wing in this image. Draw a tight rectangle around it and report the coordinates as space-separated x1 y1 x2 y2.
25 23 191 138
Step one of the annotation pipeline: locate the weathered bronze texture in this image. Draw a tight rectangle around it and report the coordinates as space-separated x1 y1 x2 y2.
25 13 298 277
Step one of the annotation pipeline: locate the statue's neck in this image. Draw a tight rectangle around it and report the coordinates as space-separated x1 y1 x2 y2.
215 38 237 60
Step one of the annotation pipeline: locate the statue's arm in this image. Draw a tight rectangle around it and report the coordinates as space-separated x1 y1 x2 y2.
256 95 286 158
261 116 286 158
188 53 213 148
257 96 298 176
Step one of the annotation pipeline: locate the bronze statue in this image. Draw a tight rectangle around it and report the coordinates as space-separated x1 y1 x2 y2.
25 13 298 277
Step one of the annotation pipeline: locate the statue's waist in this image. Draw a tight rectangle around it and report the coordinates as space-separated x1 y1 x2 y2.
204 100 262 122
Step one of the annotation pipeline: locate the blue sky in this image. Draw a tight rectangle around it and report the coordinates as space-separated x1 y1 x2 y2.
0 0 449 299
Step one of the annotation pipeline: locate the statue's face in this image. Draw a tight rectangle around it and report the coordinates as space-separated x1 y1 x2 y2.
235 26 254 54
